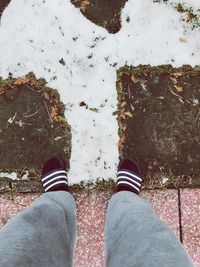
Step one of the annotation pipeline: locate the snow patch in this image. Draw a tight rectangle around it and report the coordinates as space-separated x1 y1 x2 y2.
0 172 18 180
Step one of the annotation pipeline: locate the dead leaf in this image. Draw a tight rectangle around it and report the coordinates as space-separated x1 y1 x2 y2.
13 77 31 85
174 72 182 78
51 106 58 120
170 77 177 84
174 84 183 92
118 136 125 150
179 36 187 43
131 74 138 83
44 92 50 100
130 104 135 111
121 101 127 108
157 96 165 100
170 76 183 92
13 77 37 86
0 86 5 95
80 0 90 12
124 111 133 118
120 113 126 120
54 136 64 141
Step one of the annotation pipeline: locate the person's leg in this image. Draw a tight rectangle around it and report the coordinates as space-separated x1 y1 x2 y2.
0 157 76 267
105 158 194 267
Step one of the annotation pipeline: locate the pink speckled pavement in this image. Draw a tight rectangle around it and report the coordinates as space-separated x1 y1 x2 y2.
0 189 199 267
180 189 200 267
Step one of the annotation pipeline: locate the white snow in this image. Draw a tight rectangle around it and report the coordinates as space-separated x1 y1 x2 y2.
0 172 17 180
162 0 200 11
162 177 169 184
0 171 29 180
0 0 199 184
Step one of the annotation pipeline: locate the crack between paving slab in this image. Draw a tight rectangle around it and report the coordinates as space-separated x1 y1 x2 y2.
178 188 183 243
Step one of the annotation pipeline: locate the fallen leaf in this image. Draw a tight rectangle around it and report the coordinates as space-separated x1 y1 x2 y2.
51 106 58 120
124 111 133 118
131 74 138 83
120 113 126 120
174 84 183 92
179 36 187 43
44 92 50 100
54 136 64 141
14 77 31 85
130 104 135 111
13 77 37 86
80 0 90 12
121 101 127 108
174 72 182 78
0 86 5 95
118 136 125 150
170 77 177 84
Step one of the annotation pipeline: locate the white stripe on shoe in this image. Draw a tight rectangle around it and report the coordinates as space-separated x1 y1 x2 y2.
45 181 68 192
117 181 140 192
117 171 142 182
43 175 68 187
42 170 67 182
117 175 141 187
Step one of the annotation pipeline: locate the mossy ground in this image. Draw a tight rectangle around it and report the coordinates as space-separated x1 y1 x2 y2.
117 65 200 189
0 73 71 182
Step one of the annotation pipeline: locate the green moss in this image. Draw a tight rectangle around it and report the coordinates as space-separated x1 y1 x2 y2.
153 1 200 29
89 107 99 112
70 178 116 193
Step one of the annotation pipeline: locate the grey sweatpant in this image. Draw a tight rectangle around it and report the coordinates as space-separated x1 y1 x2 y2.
0 191 194 267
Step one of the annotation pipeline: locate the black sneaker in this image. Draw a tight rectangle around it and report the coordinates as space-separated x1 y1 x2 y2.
41 157 69 193
117 158 143 194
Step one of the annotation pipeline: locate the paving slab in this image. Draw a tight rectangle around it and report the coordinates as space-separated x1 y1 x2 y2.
141 189 180 237
180 188 200 267
74 189 180 267
0 189 196 266
117 65 200 189
0 74 71 179
73 191 112 267
0 193 39 228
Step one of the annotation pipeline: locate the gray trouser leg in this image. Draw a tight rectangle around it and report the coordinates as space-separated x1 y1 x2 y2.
0 191 76 267
105 191 194 267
